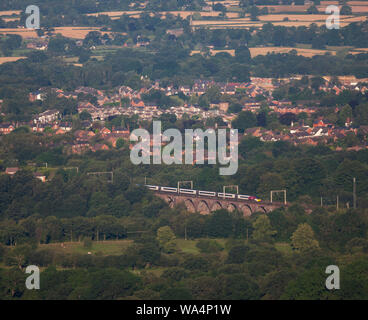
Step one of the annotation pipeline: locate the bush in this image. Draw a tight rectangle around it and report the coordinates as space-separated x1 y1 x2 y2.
182 255 210 272
226 245 249 264
196 239 223 254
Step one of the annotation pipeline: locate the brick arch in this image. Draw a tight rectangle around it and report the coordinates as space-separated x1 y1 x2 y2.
184 199 196 213
211 201 223 212
166 196 175 208
240 204 252 217
197 200 211 215
259 206 268 213
226 203 238 212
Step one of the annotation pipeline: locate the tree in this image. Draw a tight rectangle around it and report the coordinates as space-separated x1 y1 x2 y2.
310 76 325 91
279 112 297 126
337 104 352 127
307 5 319 14
235 46 251 63
6 244 34 270
232 111 257 132
355 103 368 126
258 173 285 196
291 223 320 252
252 215 277 242
156 226 176 253
116 138 125 149
226 245 249 264
340 5 352 15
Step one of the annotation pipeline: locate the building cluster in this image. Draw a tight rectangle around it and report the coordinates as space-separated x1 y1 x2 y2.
245 119 363 147
0 76 367 152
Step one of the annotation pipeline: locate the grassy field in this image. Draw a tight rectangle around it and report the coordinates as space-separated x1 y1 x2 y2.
36 238 292 257
40 239 134 256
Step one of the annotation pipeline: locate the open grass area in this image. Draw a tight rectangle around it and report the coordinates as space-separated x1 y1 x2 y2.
32 238 292 258
175 239 200 254
40 239 133 256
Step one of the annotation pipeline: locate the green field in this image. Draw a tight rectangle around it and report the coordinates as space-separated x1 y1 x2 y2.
39 239 134 256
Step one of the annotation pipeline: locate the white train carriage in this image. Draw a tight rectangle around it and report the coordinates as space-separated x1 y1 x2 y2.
179 188 197 195
237 194 250 200
217 192 236 199
160 186 178 193
198 190 217 197
145 185 160 191
145 185 261 202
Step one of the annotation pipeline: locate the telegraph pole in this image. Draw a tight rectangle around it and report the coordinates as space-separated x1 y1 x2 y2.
177 181 193 194
223 185 239 199
270 190 287 205
353 177 356 209
336 195 339 210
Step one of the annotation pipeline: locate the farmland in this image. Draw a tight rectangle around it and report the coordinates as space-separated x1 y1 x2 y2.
0 56 26 64
0 27 124 39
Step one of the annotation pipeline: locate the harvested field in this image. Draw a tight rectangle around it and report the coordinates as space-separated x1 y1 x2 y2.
249 47 336 57
0 28 38 38
0 10 21 16
53 27 125 39
0 57 27 64
191 12 366 29
258 4 368 14
2 18 20 22
258 14 356 22
53 27 104 39
211 49 235 56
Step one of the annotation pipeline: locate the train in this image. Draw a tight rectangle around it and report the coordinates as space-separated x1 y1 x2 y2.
145 185 262 202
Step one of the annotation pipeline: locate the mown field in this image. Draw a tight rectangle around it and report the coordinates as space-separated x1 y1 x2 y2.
35 238 292 257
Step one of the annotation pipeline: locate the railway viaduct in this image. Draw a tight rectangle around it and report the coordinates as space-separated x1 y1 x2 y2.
154 192 286 216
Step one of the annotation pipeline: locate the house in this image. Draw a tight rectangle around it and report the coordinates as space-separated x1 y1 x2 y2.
100 127 111 135
34 172 46 182
29 91 45 102
166 28 184 38
0 123 15 134
55 128 66 135
92 144 109 152
105 133 130 147
32 124 48 133
71 143 91 155
5 167 19 175
131 99 145 108
33 110 60 124
313 119 329 128
59 122 73 132
112 127 130 135
74 130 95 142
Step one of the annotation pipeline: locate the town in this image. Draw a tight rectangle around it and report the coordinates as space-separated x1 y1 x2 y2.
0 74 367 158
